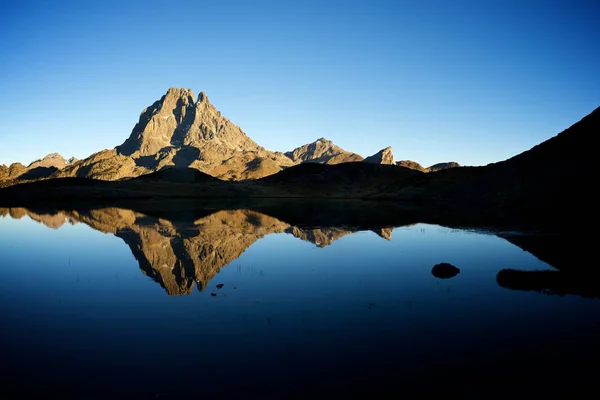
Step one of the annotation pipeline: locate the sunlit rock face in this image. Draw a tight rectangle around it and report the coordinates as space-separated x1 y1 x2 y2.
56 88 294 182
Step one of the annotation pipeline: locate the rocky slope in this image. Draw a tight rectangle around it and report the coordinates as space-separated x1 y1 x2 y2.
285 138 363 164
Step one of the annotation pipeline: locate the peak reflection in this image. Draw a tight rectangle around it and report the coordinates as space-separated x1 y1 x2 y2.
1 207 397 295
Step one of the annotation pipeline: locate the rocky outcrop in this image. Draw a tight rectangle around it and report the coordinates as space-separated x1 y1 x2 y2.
285 138 363 165
27 153 77 170
397 160 427 172
363 146 395 165
428 162 460 172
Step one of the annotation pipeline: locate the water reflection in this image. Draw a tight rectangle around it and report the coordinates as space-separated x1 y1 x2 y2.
1 206 598 298
496 232 600 298
1 207 394 296
1 205 599 397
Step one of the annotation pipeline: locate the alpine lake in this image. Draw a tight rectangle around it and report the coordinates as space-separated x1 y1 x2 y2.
0 201 598 399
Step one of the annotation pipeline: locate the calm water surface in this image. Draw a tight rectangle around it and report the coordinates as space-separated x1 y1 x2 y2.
0 207 598 398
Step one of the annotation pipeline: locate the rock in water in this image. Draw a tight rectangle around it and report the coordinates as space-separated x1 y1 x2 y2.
431 263 460 279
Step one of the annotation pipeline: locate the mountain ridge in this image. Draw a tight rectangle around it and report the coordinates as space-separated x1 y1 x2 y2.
0 88 459 185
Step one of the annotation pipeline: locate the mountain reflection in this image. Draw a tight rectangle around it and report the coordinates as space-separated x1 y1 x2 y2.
1 207 397 295
495 233 600 298
2 206 594 298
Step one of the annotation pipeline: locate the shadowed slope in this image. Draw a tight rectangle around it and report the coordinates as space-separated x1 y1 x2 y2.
386 106 599 229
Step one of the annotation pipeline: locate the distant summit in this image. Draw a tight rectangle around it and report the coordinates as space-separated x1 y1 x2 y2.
28 153 78 170
284 138 363 164
0 153 77 184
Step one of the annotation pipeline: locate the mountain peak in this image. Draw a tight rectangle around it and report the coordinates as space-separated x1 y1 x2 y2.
108 87 295 180
27 153 77 170
117 87 237 156
285 138 363 164
363 146 394 165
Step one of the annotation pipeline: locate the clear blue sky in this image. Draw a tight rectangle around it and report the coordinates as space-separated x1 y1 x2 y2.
1 0 598 167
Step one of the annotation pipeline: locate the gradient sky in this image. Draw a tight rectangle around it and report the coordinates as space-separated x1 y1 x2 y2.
1 0 598 168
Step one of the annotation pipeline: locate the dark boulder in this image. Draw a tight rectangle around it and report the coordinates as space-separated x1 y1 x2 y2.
432 263 460 279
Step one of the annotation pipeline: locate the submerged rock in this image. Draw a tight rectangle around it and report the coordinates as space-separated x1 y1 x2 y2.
432 263 460 279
